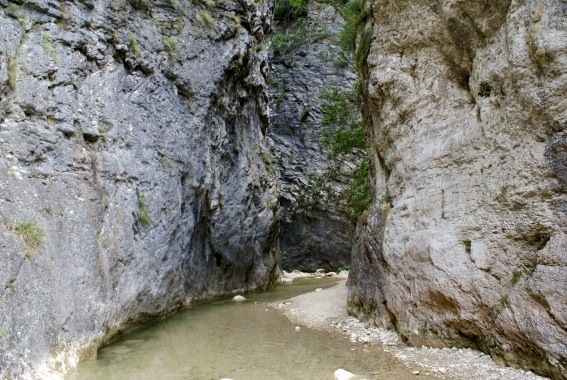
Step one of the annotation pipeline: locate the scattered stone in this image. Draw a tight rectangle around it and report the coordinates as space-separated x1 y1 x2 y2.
295 326 301 331
315 288 323 292
232 295 247 302
412 370 420 375
336 271 349 279
326 272 337 276
334 368 355 380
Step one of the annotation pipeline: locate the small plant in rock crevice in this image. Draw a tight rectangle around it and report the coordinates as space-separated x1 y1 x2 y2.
128 34 143 56
6 58 19 91
137 195 152 226
12 220 46 258
271 18 309 56
478 80 492 97
162 35 179 60
0 325 8 342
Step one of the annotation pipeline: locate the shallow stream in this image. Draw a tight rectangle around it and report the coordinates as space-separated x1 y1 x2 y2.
68 278 430 379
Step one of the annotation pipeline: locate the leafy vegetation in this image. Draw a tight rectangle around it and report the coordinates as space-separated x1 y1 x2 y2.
274 0 308 21
271 18 309 55
344 160 371 220
196 9 216 27
319 83 365 158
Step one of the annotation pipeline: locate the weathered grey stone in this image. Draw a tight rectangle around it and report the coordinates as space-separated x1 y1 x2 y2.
268 3 358 272
349 0 567 378
0 0 279 377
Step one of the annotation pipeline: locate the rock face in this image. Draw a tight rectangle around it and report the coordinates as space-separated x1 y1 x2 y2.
348 0 567 378
268 4 358 272
0 0 279 377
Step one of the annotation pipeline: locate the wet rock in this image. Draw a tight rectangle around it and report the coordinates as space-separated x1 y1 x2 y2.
232 295 247 302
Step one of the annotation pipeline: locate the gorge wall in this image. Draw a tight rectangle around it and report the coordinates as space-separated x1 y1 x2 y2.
0 0 279 377
268 3 358 272
348 0 567 378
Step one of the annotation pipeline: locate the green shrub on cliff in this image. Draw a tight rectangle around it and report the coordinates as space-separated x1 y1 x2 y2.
345 160 371 221
319 83 365 158
14 220 45 258
274 0 308 21
271 18 309 55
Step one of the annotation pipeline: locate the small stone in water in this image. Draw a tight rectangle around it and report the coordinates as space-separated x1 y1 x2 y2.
232 295 246 302
334 368 355 380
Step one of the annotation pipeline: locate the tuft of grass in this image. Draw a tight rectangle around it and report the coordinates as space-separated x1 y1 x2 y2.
511 272 522 286
7 58 19 91
128 34 143 56
137 196 152 226
15 220 45 258
339 0 368 53
4 4 24 18
162 35 179 60
354 26 372 68
196 10 216 27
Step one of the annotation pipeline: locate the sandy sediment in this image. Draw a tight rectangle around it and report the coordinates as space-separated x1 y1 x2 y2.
272 279 548 380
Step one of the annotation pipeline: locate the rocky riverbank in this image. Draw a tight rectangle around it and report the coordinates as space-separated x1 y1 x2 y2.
273 279 548 380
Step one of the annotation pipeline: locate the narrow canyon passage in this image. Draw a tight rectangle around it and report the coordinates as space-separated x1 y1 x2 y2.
66 278 433 380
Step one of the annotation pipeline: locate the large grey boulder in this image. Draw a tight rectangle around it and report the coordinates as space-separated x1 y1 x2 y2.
0 0 279 377
349 0 567 378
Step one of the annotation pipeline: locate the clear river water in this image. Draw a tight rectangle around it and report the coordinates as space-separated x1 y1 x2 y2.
67 278 431 380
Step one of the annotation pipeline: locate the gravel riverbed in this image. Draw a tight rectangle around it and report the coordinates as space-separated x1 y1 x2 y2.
272 277 548 380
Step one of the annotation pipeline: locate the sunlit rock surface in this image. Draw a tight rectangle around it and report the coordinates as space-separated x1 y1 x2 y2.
349 0 567 378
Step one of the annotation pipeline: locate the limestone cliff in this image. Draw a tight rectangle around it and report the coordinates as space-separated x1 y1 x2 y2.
0 0 279 377
268 3 360 271
348 0 567 378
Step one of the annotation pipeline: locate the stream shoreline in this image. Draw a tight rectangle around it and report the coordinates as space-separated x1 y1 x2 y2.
272 273 548 380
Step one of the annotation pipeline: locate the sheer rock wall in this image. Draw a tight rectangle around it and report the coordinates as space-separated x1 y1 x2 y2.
349 0 567 378
0 0 279 377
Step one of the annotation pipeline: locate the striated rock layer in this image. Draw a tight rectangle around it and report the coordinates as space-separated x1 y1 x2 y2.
349 0 567 378
0 0 279 377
